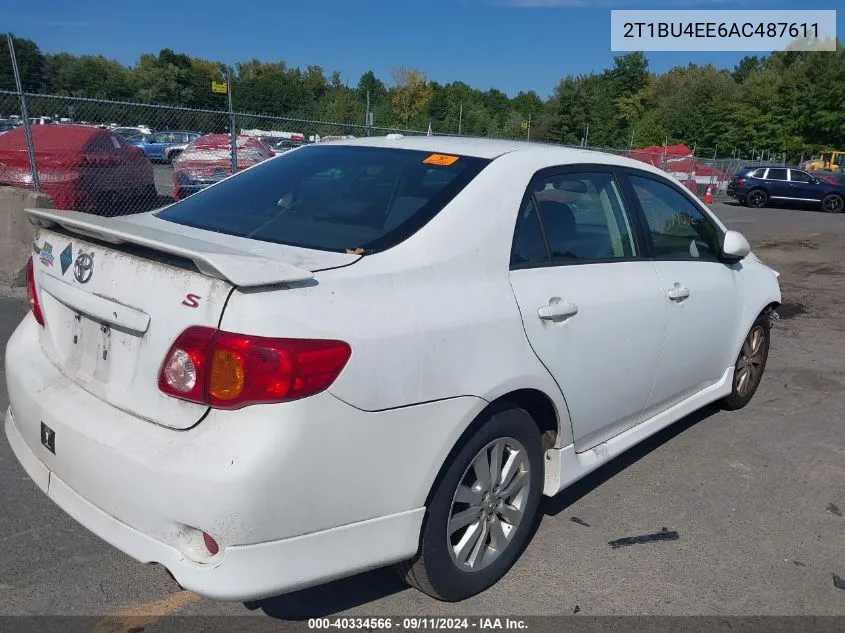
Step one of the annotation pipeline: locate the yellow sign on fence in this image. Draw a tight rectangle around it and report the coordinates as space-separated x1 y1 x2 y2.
211 81 228 94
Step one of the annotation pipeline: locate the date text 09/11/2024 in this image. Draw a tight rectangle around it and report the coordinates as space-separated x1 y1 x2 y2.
307 618 529 630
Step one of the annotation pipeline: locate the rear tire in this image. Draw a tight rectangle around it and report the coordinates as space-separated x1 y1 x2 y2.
396 403 543 602
821 193 844 214
745 189 768 208
721 313 771 411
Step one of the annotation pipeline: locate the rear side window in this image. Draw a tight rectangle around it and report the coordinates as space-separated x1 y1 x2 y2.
750 168 766 178
767 168 788 180
157 145 490 253
511 171 638 266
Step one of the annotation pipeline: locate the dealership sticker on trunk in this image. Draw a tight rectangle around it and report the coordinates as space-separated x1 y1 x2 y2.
60 243 73 276
37 242 54 268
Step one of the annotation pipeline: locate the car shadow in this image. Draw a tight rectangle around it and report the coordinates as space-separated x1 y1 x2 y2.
246 403 720 620
542 403 720 517
243 567 409 620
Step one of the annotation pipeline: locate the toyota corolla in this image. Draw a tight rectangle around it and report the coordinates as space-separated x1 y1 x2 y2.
5 135 780 602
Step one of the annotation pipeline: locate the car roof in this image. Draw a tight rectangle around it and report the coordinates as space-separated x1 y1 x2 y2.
323 135 673 173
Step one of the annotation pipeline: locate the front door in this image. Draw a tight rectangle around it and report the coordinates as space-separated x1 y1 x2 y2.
787 169 825 203
508 167 668 451
624 171 743 420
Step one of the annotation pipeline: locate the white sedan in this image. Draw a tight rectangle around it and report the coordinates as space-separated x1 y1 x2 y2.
6 135 781 602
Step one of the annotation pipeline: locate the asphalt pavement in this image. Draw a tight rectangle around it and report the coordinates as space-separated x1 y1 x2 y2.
1 201 844 624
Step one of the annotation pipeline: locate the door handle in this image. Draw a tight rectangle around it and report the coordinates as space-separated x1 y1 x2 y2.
538 297 578 321
667 284 690 301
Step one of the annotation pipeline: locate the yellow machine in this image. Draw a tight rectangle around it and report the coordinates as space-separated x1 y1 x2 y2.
804 151 845 172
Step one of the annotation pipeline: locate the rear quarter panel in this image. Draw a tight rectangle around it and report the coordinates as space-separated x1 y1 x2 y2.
217 152 575 446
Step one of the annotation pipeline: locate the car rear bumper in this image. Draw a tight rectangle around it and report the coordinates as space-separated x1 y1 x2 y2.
5 411 423 601
4 315 484 600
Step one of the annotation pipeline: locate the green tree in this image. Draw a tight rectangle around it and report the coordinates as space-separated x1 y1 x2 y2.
0 34 46 92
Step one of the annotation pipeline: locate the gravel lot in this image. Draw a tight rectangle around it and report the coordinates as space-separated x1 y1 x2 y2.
1 201 843 624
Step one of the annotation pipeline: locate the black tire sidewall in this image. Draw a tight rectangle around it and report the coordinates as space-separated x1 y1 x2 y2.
747 189 767 208
822 194 844 213
417 404 543 601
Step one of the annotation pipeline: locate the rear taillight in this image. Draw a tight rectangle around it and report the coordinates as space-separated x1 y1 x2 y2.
734 178 745 187
158 326 352 409
26 258 45 327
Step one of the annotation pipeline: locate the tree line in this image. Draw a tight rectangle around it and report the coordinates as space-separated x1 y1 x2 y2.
1 33 843 160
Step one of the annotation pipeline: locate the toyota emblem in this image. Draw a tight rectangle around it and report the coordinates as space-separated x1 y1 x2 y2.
74 252 94 284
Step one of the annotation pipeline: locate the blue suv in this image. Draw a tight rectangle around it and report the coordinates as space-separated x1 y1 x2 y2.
727 165 844 213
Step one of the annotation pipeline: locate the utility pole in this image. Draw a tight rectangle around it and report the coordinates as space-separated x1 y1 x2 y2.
458 104 463 136
365 91 371 137
527 113 531 142
7 34 39 192
225 65 236 175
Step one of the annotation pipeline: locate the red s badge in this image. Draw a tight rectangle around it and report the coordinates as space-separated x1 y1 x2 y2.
182 294 201 308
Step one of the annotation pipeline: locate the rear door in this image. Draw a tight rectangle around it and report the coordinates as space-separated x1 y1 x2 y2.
508 166 668 451
31 229 234 429
764 167 790 200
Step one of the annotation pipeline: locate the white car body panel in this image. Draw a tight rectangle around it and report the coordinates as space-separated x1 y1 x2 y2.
6 136 781 600
509 262 667 451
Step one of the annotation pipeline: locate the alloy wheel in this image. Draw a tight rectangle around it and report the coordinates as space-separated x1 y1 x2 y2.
446 437 531 572
822 196 844 213
748 191 766 207
735 325 766 397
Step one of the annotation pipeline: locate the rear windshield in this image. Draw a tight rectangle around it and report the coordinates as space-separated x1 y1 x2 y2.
156 145 491 253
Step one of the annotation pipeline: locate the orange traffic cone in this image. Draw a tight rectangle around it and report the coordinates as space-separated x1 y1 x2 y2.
704 185 713 204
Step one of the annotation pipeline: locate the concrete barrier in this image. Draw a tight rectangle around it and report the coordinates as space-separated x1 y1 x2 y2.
0 186 55 292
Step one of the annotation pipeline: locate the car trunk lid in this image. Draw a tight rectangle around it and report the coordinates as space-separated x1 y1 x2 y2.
26 207 340 430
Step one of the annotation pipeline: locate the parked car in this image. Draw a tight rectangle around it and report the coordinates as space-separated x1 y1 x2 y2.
172 134 273 199
0 124 157 213
810 170 845 187
112 126 153 141
7 136 780 604
260 137 308 154
131 130 202 163
726 165 845 213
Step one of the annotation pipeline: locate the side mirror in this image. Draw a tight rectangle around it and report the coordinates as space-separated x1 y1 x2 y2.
721 230 751 262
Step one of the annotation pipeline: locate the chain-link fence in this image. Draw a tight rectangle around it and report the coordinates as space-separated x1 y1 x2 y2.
0 89 442 217
0 34 797 218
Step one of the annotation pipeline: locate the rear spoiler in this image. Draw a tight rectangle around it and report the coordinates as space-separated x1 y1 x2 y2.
25 208 315 288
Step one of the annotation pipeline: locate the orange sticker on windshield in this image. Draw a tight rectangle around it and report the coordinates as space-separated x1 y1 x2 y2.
423 153 459 166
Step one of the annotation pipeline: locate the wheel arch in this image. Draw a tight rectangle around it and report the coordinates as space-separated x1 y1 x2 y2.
421 388 564 510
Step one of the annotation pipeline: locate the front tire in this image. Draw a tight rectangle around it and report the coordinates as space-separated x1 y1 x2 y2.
396 403 543 601
821 193 844 214
722 313 771 411
745 189 768 208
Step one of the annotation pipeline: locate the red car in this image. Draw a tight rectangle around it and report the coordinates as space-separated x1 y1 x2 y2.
0 125 157 213
172 134 274 200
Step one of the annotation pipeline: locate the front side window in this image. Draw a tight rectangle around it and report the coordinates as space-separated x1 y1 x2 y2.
511 171 638 266
629 174 721 261
158 145 490 253
789 170 812 183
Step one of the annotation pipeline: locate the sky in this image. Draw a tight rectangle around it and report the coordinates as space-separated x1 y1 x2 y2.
4 0 843 98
